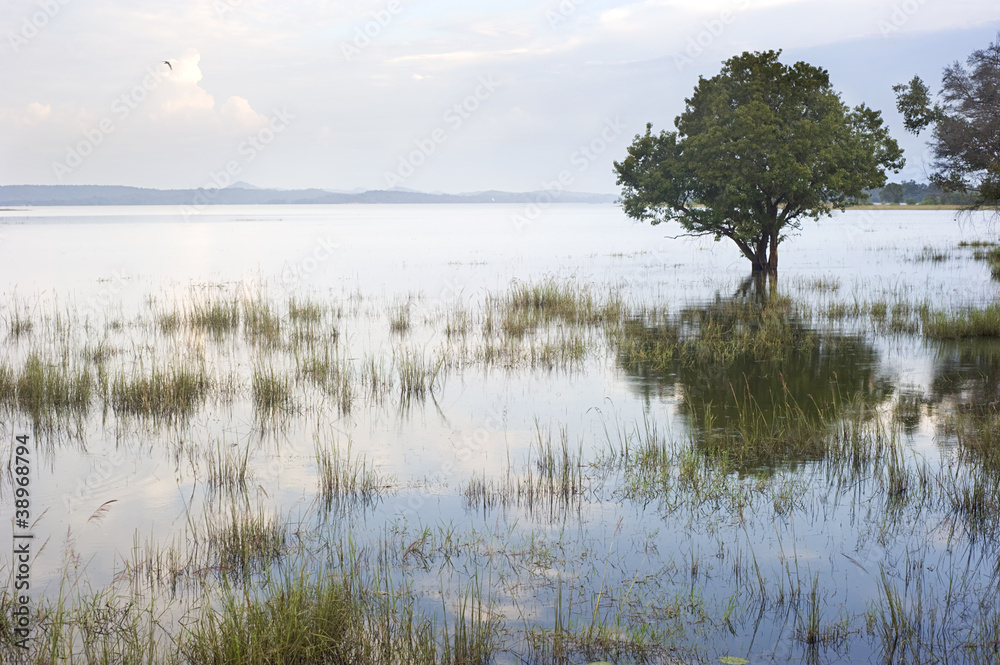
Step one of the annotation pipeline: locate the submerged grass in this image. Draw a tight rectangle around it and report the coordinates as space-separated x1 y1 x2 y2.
205 440 252 493
189 296 241 337
316 437 390 509
297 346 355 413
185 567 354 665
970 244 1000 279
8 276 1000 665
614 295 816 370
198 503 287 576
487 279 625 340
110 364 209 420
922 304 1000 339
396 348 443 397
251 364 295 418
243 294 283 348
0 353 92 421
465 425 586 514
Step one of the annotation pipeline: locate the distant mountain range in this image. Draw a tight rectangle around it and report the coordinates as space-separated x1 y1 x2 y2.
0 184 617 207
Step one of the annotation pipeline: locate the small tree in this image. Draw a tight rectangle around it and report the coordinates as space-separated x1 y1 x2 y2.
894 35 1000 209
881 183 905 204
615 50 904 276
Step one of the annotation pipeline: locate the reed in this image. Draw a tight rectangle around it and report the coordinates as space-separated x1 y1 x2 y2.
465 425 585 513
396 349 443 397
110 364 209 420
971 245 1000 279
243 295 282 348
922 304 1000 339
439 579 500 665
492 279 626 335
287 296 324 324
297 347 355 413
4 353 93 421
205 439 252 493
7 307 34 338
444 307 471 338
185 566 354 664
389 304 412 334
189 296 240 337
251 364 295 418
614 296 818 371
316 437 388 508
199 503 287 576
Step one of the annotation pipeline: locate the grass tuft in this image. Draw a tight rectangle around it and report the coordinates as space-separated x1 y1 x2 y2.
251 364 295 418
111 364 209 420
922 304 1000 339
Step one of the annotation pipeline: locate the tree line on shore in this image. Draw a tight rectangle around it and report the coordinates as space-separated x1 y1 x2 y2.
867 180 978 206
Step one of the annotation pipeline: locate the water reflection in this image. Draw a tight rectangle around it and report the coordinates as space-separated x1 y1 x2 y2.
617 288 892 468
929 340 1000 408
927 341 1000 485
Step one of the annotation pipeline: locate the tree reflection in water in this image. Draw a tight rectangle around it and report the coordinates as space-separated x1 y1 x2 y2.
616 284 892 470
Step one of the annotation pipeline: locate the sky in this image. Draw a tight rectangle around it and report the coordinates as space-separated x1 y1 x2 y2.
2 0 999 194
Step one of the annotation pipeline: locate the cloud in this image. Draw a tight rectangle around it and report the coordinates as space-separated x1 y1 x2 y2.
2 0 999 191
2 48 268 139
0 102 52 127
150 49 266 130
219 96 268 129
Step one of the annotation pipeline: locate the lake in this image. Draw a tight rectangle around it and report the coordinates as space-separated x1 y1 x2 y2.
1 204 998 664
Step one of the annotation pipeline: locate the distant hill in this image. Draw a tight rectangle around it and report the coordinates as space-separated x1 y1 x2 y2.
0 185 617 207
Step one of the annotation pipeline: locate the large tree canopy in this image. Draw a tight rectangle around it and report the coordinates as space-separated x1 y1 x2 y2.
894 35 1000 209
615 50 904 276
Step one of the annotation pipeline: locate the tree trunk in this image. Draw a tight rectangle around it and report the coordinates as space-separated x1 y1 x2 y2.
767 229 779 277
750 236 770 273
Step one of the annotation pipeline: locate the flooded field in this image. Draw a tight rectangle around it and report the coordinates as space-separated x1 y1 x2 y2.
1 204 999 664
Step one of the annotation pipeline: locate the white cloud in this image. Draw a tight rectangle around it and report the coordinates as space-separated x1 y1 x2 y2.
152 49 266 130
0 102 52 127
219 96 268 130
1 0 998 191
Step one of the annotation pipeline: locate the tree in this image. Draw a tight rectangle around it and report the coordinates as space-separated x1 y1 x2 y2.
894 35 1000 209
614 50 904 276
881 182 905 204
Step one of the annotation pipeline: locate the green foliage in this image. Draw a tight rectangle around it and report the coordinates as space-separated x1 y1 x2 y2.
615 50 904 274
881 182 905 204
186 569 354 665
893 35 1000 208
614 295 889 468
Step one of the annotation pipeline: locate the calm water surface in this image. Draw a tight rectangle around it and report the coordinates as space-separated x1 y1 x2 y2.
1 204 998 663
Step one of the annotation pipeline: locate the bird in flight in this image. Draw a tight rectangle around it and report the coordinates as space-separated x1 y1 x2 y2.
163 60 173 71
